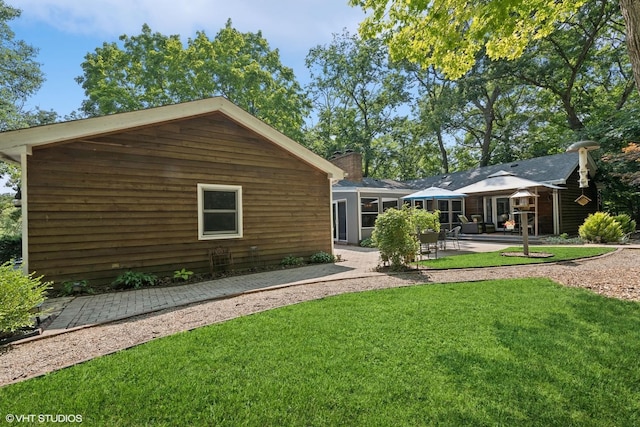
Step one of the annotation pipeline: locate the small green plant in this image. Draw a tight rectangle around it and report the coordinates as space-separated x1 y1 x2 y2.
0 261 51 333
281 255 305 267
61 280 93 296
309 251 336 264
613 214 637 235
578 212 623 243
359 237 375 248
173 268 194 281
112 271 158 290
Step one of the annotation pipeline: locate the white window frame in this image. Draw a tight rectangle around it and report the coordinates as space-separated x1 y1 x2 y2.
197 184 243 240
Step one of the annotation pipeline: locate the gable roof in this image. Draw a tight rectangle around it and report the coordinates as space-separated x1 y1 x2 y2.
407 152 593 190
0 97 344 179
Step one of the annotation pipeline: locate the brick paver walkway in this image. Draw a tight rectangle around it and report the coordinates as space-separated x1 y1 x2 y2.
41 242 509 335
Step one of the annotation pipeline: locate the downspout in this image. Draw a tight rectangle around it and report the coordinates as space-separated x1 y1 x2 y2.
329 177 335 254
20 147 31 275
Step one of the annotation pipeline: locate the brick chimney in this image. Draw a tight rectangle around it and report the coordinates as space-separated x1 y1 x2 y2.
329 150 363 182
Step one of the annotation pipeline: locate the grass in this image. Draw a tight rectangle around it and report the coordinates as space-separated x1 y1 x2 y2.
418 246 615 269
1 278 639 426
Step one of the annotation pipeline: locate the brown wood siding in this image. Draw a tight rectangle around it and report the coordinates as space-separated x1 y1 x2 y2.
559 169 598 234
27 113 332 288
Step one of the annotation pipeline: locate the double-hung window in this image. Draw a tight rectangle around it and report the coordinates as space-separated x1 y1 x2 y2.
198 184 243 240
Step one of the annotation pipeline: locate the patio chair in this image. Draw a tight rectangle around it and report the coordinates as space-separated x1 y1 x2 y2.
438 228 447 250
445 226 461 250
418 231 439 259
459 214 482 234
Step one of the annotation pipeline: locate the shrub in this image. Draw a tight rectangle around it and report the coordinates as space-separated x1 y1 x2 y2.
0 235 21 264
281 255 305 267
0 262 51 333
310 251 335 264
372 205 440 269
61 280 93 296
173 268 194 281
113 271 158 289
359 237 375 248
578 212 623 243
613 214 637 235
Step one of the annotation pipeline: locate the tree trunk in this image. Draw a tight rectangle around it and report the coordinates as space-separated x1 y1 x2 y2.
620 0 640 94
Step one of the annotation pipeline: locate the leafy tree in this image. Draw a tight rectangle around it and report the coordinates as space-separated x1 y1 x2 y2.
305 30 410 177
0 0 45 131
76 21 309 141
349 0 583 79
408 64 460 173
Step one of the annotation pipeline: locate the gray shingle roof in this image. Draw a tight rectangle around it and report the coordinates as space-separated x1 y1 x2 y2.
333 152 581 190
408 152 578 190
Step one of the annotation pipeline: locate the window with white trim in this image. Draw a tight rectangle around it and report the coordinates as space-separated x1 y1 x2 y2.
198 184 243 240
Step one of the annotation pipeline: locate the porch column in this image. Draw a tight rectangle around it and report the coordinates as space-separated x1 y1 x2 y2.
552 189 560 235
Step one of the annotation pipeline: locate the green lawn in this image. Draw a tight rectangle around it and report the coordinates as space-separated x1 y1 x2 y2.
418 246 614 269
1 277 639 426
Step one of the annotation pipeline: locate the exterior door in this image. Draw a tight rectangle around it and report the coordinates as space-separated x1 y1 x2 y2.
333 200 347 241
485 196 512 229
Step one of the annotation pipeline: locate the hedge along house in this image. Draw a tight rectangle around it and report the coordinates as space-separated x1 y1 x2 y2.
331 151 599 245
0 97 344 288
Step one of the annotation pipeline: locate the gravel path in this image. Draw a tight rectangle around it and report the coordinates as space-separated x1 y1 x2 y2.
1 248 638 387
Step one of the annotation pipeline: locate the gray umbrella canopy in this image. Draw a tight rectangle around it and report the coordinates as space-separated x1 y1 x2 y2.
402 186 467 200
456 171 563 194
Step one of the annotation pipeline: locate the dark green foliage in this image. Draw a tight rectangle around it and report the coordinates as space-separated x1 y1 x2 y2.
280 255 305 267
112 271 158 290
359 237 375 247
0 234 20 263
60 280 93 296
309 251 335 264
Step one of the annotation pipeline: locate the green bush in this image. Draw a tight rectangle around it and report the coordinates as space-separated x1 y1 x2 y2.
309 251 335 264
372 205 440 269
578 212 623 243
281 255 305 267
0 235 21 264
0 262 51 333
359 237 375 248
60 280 93 296
173 268 194 281
613 214 637 235
113 271 158 289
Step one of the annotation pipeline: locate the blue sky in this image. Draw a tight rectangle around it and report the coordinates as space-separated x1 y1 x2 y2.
8 0 367 117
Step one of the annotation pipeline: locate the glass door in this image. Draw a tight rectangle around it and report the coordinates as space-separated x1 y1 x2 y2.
333 200 347 241
485 196 512 229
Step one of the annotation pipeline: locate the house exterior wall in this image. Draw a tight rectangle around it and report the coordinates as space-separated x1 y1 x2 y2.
558 169 598 234
331 190 410 245
26 113 332 288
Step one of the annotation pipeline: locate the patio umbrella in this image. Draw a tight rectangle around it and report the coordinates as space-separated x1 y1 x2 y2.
456 171 563 194
402 186 467 200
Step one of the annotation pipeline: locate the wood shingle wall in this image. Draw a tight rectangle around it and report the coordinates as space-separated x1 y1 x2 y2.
27 113 332 288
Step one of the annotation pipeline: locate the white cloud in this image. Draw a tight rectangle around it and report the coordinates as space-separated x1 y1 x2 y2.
12 0 365 51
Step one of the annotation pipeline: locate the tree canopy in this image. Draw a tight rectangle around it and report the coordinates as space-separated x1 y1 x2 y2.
349 0 584 79
0 0 45 131
76 20 310 141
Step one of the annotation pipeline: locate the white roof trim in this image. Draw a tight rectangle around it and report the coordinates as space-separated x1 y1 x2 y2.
0 97 344 179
